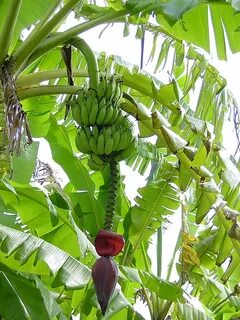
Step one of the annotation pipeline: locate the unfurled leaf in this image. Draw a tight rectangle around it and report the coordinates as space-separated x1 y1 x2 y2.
128 160 179 252
126 0 200 22
176 302 213 320
0 225 91 288
0 266 61 320
120 266 183 301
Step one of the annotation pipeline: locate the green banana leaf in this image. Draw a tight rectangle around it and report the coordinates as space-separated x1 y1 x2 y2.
0 263 64 320
176 302 213 320
0 224 91 289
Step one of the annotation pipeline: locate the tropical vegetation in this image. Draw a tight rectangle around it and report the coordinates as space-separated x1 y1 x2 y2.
0 0 240 319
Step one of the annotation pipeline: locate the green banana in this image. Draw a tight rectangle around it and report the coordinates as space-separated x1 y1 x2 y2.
75 128 91 153
102 127 112 155
85 89 96 123
76 88 86 104
98 96 107 110
71 102 81 125
102 104 114 125
89 96 99 124
112 81 122 105
92 126 99 141
89 136 99 154
116 129 128 151
122 130 132 150
88 156 105 171
105 76 116 101
84 126 91 140
96 105 107 125
111 106 119 124
114 112 124 126
97 132 105 155
97 74 107 99
80 103 90 126
112 128 121 150
114 140 135 161
91 153 105 166
104 134 114 155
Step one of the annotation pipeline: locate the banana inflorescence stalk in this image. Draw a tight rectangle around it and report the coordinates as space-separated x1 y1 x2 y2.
68 40 135 315
72 72 135 315
104 159 119 231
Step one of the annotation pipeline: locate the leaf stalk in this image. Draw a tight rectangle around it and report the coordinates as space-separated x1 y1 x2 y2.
0 0 22 64
13 0 82 71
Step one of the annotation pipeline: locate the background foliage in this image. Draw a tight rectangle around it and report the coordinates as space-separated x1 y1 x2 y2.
0 0 240 319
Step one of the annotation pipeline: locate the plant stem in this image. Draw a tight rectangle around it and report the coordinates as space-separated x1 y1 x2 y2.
0 0 22 64
17 85 80 100
156 227 162 278
140 242 155 319
120 240 131 266
166 228 181 282
13 0 62 68
141 286 154 319
13 0 81 71
157 300 172 320
104 159 119 231
68 37 99 90
22 9 127 70
16 69 88 87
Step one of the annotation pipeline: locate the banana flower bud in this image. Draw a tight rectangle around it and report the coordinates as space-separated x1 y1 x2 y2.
92 256 118 315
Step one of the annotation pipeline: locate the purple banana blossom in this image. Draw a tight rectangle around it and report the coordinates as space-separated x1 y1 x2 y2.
92 256 118 315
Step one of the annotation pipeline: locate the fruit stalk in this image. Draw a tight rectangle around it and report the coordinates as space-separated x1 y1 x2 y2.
104 159 119 231
68 37 99 91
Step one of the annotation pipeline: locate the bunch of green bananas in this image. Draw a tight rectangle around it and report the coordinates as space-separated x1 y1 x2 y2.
73 73 135 171
72 74 122 127
75 116 135 170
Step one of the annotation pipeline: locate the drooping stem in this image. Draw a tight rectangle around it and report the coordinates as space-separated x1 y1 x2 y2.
68 37 99 90
17 85 80 101
16 69 88 87
104 159 119 231
22 9 127 70
13 0 81 72
0 0 22 64
156 227 162 278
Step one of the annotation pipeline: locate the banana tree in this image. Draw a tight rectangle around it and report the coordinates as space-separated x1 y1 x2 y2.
1 0 240 319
